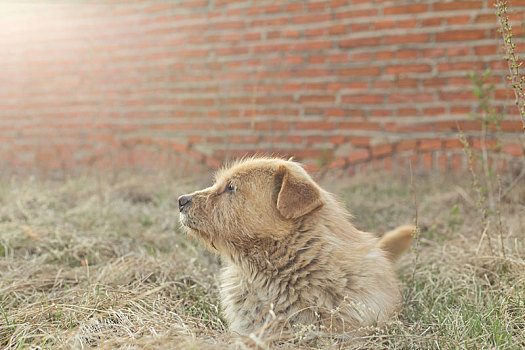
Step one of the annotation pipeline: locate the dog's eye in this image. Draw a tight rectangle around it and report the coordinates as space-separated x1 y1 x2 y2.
226 182 236 193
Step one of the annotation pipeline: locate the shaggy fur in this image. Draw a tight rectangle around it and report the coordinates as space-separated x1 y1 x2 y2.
178 157 413 335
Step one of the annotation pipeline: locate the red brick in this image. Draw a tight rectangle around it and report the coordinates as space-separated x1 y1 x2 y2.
450 106 472 114
449 77 471 86
423 107 445 116
386 64 431 74
292 13 331 24
434 1 483 11
287 135 303 144
215 47 250 56
326 108 346 117
339 37 381 48
267 31 281 39
328 135 346 145
472 139 500 152
328 157 347 169
305 28 324 37
376 51 395 60
421 17 443 27
252 17 288 27
352 52 374 61
146 3 174 12
446 46 470 56
490 60 508 71
384 34 429 44
284 29 301 38
500 120 524 131
283 82 302 91
384 4 428 15
371 144 393 157
475 14 497 24
389 93 434 103
438 61 483 71
396 140 417 152
342 94 383 104
348 149 370 163
423 77 447 88
444 139 463 149
397 50 419 59
399 79 419 88
295 121 334 130
306 135 325 145
336 8 378 19
504 143 524 157
339 66 381 77
419 139 443 151
214 21 245 30
436 29 486 41
299 95 335 103
374 20 395 30
305 82 326 90
450 154 464 171
328 24 347 35
225 122 251 130
446 15 471 25
373 81 394 89
494 88 513 100
474 44 498 55
440 91 477 102
307 1 325 11
294 41 333 51
329 0 347 8
398 19 418 29
437 152 448 170
344 137 369 148
328 82 349 90
371 109 392 117
285 3 303 12
423 48 445 58
295 68 331 78
422 153 434 170
265 4 281 13
339 121 382 130
285 55 303 64
352 23 373 32
457 120 482 131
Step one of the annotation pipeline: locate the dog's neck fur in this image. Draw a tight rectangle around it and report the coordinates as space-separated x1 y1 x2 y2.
224 218 316 273
222 197 366 278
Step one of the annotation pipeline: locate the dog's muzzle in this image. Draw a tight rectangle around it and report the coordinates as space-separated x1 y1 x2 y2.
178 195 192 212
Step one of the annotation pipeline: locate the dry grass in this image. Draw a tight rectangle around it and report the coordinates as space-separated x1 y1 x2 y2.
0 168 523 349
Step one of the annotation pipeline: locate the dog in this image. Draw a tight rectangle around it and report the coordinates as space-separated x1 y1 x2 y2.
178 157 413 336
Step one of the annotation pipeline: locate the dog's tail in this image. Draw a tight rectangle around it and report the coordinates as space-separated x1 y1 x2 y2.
379 225 415 262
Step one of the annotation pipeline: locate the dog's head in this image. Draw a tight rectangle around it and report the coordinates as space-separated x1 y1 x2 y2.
178 158 325 254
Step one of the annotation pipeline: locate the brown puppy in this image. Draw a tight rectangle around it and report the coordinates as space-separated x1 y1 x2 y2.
178 157 413 336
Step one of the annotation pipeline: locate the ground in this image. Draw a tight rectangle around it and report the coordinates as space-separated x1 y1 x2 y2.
0 167 523 349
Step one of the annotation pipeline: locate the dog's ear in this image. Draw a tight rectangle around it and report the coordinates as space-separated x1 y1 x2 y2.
275 164 324 219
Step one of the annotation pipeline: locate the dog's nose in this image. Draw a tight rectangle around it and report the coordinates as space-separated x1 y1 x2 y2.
178 195 192 212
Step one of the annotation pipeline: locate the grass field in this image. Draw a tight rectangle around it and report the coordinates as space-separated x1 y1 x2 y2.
0 168 523 349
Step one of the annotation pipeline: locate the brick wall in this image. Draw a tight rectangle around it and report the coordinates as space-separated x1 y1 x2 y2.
0 0 524 174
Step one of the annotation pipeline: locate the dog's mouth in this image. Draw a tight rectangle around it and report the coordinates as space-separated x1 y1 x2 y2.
179 213 208 237
179 212 197 230
179 213 220 253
